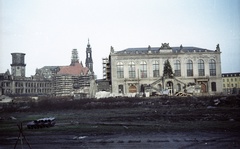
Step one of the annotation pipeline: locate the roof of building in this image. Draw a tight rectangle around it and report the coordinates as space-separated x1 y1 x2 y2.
222 72 240 77
114 44 217 54
57 62 89 76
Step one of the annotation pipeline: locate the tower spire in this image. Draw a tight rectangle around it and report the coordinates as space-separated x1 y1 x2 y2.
85 39 94 74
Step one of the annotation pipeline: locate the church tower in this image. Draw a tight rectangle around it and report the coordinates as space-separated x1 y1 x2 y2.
85 39 93 73
11 53 26 77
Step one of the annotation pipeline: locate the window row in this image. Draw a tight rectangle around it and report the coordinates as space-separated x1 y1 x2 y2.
117 59 217 78
223 78 240 82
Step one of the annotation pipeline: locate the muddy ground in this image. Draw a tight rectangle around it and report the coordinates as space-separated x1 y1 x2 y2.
0 96 240 148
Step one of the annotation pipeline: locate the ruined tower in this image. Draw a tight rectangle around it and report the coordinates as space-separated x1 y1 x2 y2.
70 49 79 65
85 39 93 73
11 53 26 77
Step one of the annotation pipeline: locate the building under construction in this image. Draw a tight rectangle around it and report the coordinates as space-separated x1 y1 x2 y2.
0 41 96 98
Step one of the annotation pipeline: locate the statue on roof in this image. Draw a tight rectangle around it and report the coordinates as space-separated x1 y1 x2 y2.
148 45 151 51
216 44 220 52
180 44 183 50
160 43 171 49
110 46 114 53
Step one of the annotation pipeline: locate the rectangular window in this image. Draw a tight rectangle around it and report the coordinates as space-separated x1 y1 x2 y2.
175 70 181 77
209 59 216 76
152 61 159 77
140 62 147 78
187 60 193 77
117 62 124 78
174 60 181 77
128 62 136 78
129 69 135 78
187 70 193 76
198 60 205 76
199 69 205 76
153 70 159 77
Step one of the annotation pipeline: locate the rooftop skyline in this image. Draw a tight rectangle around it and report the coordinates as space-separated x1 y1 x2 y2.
0 0 239 78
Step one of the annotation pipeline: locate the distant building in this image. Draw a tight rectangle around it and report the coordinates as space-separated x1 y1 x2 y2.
222 72 240 94
0 53 53 97
0 40 96 98
108 43 223 96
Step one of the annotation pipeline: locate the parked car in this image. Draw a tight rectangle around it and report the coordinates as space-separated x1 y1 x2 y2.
27 117 55 129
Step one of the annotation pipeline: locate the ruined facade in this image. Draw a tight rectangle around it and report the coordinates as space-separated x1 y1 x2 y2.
0 41 95 98
109 43 223 96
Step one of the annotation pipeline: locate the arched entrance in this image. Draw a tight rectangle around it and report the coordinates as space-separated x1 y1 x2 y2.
201 83 207 93
129 85 137 93
166 81 173 95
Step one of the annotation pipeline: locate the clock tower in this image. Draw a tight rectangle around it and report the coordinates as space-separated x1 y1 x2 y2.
85 39 94 73
11 53 26 77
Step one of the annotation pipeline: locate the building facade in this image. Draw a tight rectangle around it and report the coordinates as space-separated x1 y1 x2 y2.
109 43 222 96
222 72 240 94
0 53 54 97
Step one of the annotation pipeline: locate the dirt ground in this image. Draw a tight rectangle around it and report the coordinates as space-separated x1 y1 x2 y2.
1 96 240 148
1 131 240 149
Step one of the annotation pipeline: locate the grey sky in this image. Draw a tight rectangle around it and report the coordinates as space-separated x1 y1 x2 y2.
0 0 239 78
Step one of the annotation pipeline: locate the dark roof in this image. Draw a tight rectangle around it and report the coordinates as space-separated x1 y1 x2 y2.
115 46 215 54
222 72 240 77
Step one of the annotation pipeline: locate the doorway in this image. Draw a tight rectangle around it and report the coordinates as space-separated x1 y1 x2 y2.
129 85 137 93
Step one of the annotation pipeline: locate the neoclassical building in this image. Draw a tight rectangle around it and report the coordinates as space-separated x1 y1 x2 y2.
109 43 222 96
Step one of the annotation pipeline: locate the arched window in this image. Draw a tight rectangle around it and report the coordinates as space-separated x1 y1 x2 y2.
128 61 135 78
211 82 216 91
187 60 193 76
140 61 147 78
117 62 124 78
174 60 181 76
209 59 216 76
198 59 205 76
152 60 159 77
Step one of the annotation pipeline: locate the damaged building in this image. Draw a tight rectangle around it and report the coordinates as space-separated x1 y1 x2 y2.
0 41 95 98
108 43 223 96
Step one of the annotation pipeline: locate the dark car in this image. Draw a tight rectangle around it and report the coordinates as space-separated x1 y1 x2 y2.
27 117 55 129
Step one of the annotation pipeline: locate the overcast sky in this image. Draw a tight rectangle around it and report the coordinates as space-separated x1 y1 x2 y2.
0 0 240 78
